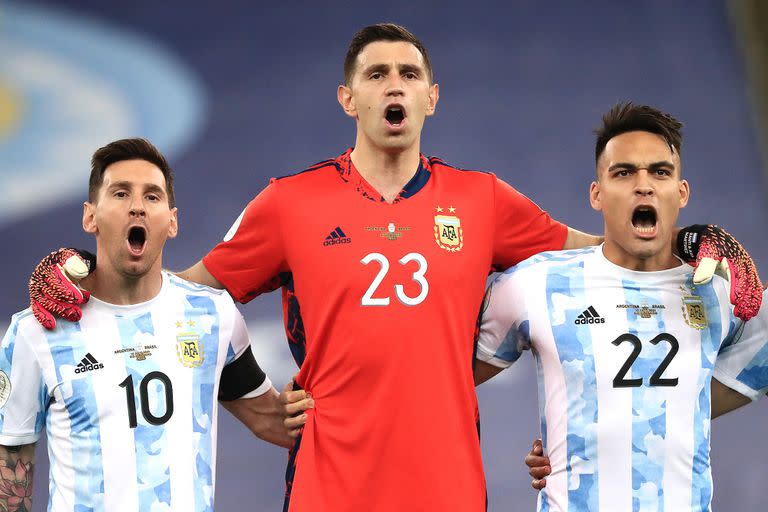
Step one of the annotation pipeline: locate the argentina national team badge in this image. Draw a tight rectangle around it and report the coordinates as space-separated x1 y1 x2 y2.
434 206 463 252
176 333 204 367
0 371 10 408
682 295 708 330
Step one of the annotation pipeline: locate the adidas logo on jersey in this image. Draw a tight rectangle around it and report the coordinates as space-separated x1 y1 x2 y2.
74 353 104 374
323 226 352 246
575 306 605 325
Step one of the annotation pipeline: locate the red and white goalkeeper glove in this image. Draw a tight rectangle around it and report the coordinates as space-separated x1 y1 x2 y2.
29 248 96 330
677 225 762 320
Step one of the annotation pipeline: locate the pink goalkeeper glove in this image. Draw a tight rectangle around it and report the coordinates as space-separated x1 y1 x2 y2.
29 248 95 330
677 225 762 321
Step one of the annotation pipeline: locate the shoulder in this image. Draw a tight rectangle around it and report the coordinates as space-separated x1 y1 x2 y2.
166 272 231 303
505 247 597 274
427 156 491 177
4 309 42 345
271 157 341 185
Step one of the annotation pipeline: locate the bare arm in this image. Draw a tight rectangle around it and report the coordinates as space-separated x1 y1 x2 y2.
220 383 314 449
474 359 505 386
563 227 603 250
711 378 753 419
0 443 35 512
176 261 224 289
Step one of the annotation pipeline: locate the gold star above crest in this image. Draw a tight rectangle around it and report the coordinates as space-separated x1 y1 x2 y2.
187 320 195 327
175 321 182 328
435 205 444 213
448 206 456 213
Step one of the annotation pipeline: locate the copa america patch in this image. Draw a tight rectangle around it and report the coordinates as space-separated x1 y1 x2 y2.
0 371 11 408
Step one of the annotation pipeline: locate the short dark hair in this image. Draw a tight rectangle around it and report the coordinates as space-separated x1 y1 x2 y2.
344 23 433 85
595 102 683 163
89 138 175 208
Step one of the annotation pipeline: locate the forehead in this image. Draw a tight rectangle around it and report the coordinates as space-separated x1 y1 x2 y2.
101 159 166 188
354 41 426 73
599 131 679 169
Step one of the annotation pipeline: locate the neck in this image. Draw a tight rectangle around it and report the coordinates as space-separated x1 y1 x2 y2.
80 263 163 306
350 136 422 203
602 240 681 271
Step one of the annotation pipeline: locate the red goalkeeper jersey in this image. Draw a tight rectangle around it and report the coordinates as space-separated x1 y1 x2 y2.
203 149 567 512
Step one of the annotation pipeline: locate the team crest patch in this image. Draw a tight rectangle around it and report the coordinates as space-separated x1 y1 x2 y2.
176 333 204 367
0 371 10 408
682 294 708 330
434 206 463 252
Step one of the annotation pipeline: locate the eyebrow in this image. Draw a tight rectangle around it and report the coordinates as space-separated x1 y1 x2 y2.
360 63 423 77
607 160 675 172
107 181 166 195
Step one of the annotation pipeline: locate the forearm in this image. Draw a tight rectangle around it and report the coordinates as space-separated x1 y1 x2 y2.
176 260 225 289
711 378 752 419
474 359 505 386
0 443 35 512
563 227 603 250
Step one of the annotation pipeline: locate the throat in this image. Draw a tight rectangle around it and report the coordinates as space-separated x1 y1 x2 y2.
349 148 420 203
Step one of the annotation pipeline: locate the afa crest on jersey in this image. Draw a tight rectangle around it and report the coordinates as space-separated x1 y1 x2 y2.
434 208 463 252
176 333 204 367
682 295 708 330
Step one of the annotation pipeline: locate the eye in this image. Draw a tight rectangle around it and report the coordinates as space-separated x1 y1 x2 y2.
369 72 383 80
615 169 631 177
654 169 672 177
403 71 418 80
146 194 160 202
114 190 128 198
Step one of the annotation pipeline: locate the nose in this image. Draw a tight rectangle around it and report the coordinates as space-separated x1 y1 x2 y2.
634 169 654 196
385 74 404 97
129 197 146 217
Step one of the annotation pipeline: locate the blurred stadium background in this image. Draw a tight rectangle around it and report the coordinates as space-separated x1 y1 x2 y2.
1 0 767 509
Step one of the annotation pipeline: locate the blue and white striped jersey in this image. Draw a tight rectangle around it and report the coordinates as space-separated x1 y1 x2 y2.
0 272 271 512
477 245 764 512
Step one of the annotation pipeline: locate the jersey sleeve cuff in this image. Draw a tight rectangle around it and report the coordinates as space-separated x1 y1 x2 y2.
201 254 248 303
0 432 40 446
475 343 513 369
713 368 765 402
237 376 273 400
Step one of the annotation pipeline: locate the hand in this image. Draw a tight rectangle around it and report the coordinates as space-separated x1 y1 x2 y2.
29 248 96 330
525 439 551 490
678 225 762 320
280 379 315 438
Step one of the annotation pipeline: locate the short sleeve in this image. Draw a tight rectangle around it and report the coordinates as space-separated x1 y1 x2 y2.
218 310 271 401
475 267 532 368
0 317 46 445
492 177 567 270
714 290 768 400
203 180 289 303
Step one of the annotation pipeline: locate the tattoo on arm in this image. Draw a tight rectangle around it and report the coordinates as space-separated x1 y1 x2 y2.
0 443 35 512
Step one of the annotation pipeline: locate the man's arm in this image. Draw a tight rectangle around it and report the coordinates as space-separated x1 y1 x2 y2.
220 383 314 448
0 443 35 512
474 359 505 386
711 378 752 419
562 227 603 250
176 260 224 289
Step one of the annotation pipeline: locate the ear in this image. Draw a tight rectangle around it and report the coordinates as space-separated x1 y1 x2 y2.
589 181 601 211
338 84 356 119
82 202 98 234
167 207 179 239
425 83 439 116
678 179 690 208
